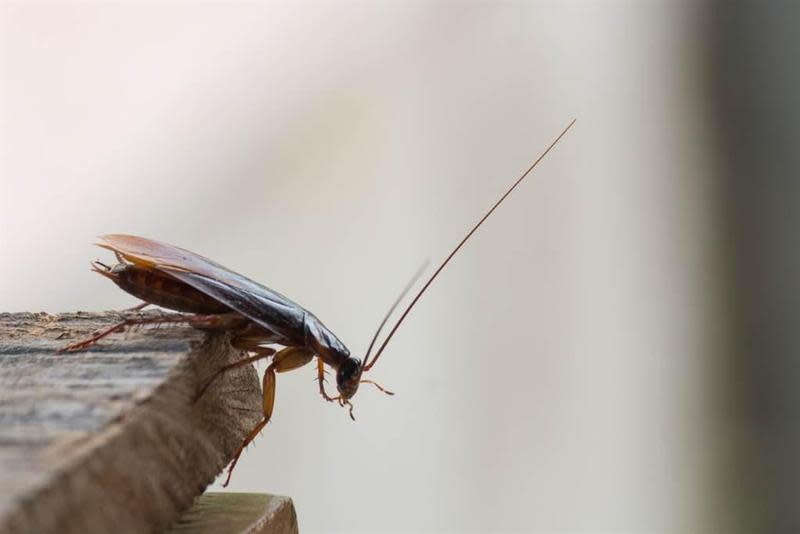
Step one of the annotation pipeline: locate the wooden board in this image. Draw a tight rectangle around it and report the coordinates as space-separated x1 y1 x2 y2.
168 493 298 534
0 311 264 534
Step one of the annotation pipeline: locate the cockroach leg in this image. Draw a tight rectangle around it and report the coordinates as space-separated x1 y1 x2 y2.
58 314 189 353
194 346 276 402
222 416 269 487
123 302 150 312
317 358 336 402
57 313 234 353
325 395 356 420
224 346 314 486
360 379 395 396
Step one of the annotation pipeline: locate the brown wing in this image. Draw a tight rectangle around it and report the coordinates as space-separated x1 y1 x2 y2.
99 234 300 309
97 234 315 346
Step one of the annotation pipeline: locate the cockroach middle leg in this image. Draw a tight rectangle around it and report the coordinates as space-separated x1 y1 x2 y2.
195 345 276 402
223 346 314 487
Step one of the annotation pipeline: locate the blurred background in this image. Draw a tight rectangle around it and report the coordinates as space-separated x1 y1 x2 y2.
1 2 797 533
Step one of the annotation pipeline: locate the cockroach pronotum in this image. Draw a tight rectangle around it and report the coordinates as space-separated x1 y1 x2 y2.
61 119 576 485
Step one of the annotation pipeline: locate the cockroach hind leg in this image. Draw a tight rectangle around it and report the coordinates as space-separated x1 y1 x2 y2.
224 348 302 485
56 314 200 354
223 418 268 487
56 320 127 353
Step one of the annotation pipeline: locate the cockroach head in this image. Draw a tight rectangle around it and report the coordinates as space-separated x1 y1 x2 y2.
335 357 362 399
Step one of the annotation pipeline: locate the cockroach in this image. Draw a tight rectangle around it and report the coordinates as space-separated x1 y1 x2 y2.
61 119 576 485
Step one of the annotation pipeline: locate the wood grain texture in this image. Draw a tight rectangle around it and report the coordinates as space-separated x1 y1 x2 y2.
168 493 298 534
0 311 263 534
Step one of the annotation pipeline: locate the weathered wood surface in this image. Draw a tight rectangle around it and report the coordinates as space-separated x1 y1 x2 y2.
0 311 263 534
168 493 298 534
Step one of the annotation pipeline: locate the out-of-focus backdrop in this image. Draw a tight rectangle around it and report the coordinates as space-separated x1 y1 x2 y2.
2 2 797 533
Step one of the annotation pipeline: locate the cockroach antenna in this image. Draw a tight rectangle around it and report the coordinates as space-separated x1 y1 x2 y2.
362 260 430 364
362 119 576 372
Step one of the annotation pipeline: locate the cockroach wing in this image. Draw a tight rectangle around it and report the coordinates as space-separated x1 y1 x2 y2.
96 234 323 347
98 234 300 309
157 267 308 347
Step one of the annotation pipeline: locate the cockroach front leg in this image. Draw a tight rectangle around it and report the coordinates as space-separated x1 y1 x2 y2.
223 346 314 487
317 357 336 402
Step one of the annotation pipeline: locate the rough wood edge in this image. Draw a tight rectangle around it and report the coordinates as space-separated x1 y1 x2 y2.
0 312 264 534
168 493 298 534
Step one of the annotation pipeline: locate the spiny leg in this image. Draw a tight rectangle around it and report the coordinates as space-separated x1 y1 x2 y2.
223 361 278 487
123 302 150 312
57 314 210 353
223 346 314 487
195 346 276 402
222 418 269 487
317 357 336 402
316 359 358 420
316 359 356 419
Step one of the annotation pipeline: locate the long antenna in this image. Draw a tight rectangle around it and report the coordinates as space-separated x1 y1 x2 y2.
363 119 576 372
362 260 429 367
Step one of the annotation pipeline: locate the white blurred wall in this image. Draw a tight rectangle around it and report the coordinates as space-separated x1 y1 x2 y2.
1 2 720 533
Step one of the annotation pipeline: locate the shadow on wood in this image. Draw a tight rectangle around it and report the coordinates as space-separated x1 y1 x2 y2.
0 311 264 534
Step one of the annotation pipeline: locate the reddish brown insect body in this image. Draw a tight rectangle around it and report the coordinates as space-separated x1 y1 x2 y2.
61 119 576 486
94 261 231 314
